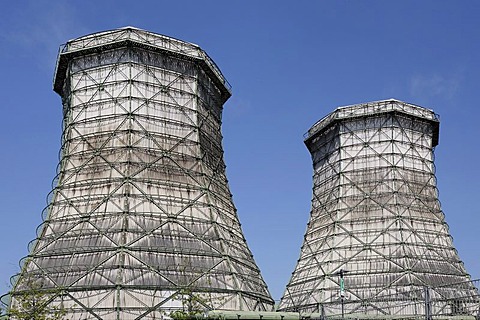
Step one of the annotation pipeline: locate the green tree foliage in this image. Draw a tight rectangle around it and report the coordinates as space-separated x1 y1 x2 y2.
8 273 66 320
169 289 206 320
0 303 6 319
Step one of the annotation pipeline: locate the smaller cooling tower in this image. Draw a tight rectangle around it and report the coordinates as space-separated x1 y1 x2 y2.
9 27 274 320
279 99 478 317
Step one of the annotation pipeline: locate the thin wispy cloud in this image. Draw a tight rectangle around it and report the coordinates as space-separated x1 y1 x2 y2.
409 72 463 100
2 2 87 72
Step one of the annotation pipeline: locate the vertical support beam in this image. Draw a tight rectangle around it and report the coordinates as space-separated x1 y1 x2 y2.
424 286 432 320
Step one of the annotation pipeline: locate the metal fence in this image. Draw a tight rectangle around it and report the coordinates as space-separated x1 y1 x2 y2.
307 279 480 320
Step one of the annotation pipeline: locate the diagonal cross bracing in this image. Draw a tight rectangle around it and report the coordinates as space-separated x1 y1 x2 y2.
10 27 274 320
279 99 478 317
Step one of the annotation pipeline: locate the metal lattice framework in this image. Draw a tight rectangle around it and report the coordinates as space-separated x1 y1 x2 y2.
9 27 274 320
279 99 478 316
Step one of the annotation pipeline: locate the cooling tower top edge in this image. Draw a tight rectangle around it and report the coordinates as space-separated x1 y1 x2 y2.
53 26 231 97
304 98 440 142
63 26 200 51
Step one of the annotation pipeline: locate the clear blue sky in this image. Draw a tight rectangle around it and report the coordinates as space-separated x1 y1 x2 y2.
0 1 479 302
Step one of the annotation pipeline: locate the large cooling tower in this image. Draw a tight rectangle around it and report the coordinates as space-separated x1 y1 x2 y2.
279 99 478 317
9 27 274 320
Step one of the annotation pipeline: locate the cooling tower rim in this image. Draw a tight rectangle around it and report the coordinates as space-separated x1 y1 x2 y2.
53 26 231 99
63 26 201 51
304 98 440 146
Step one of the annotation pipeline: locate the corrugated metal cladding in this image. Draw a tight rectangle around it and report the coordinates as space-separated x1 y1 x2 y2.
9 27 274 320
280 99 477 317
